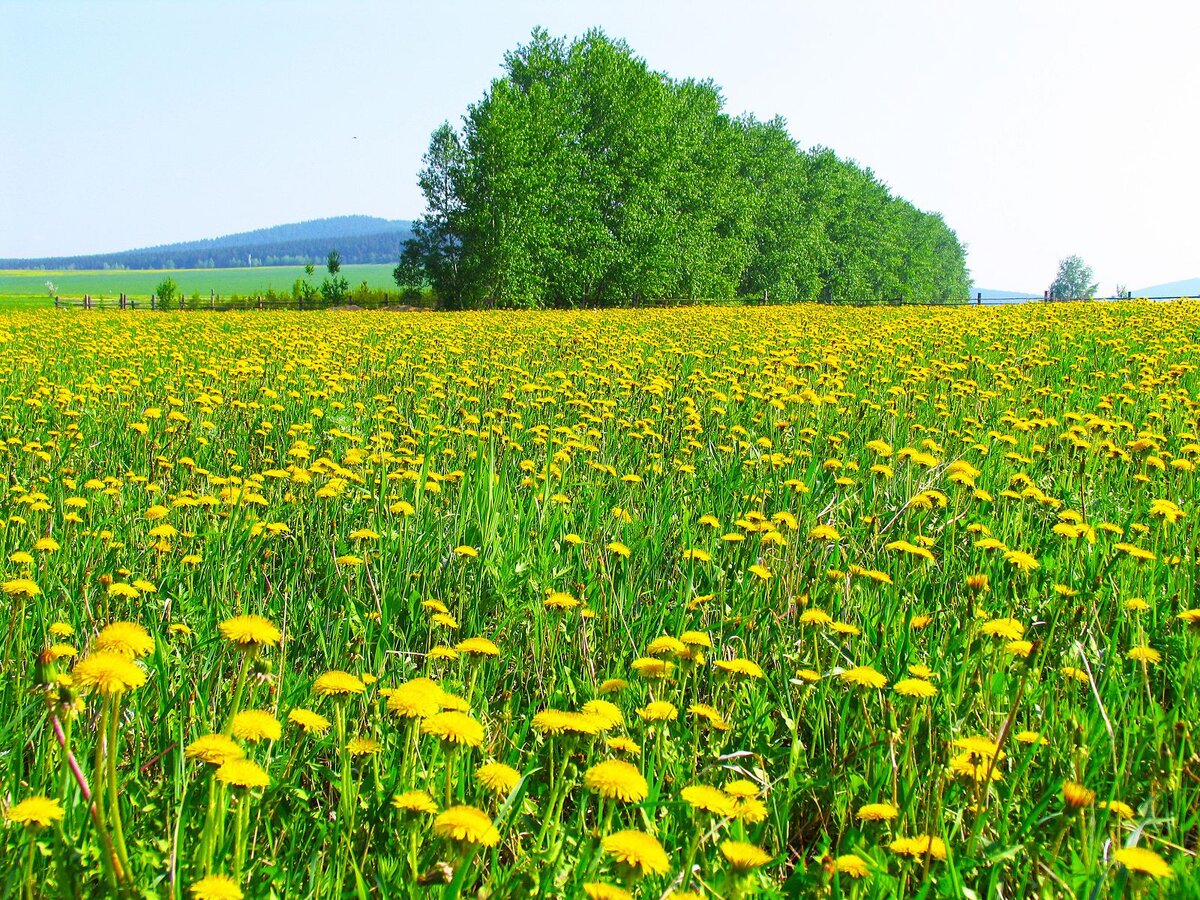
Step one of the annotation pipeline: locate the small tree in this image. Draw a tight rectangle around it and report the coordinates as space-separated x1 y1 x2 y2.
1048 255 1098 301
326 250 341 277
155 277 179 307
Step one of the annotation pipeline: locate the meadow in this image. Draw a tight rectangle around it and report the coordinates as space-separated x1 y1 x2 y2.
0 264 398 302
0 302 1197 899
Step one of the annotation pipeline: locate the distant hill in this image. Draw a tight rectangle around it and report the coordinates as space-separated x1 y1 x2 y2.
1132 278 1200 298
0 216 413 270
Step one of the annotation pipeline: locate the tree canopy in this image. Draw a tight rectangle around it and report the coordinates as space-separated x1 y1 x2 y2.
399 29 970 308
1048 255 1098 301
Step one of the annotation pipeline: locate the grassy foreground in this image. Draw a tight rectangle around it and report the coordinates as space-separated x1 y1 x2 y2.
0 303 1197 898
0 264 398 301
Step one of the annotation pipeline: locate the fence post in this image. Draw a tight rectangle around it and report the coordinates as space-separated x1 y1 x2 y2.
119 293 125 310
1043 290 1049 303
976 292 981 306
210 289 215 310
54 295 60 309
179 295 184 310
85 294 91 310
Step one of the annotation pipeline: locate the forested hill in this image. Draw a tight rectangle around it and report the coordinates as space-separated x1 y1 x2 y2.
2 216 413 270
398 29 971 308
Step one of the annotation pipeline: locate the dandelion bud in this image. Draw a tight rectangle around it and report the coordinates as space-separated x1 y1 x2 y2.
99 573 113 587
1062 780 1095 810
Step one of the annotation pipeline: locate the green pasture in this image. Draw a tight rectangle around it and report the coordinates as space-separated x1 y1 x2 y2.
0 264 398 302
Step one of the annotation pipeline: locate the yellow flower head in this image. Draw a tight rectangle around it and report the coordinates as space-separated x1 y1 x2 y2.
681 784 738 817
218 615 281 650
720 839 772 871
189 874 244 900
475 761 521 796
1113 846 1172 879
185 734 245 766
455 637 500 657
636 701 678 723
5 796 64 828
287 707 332 734
94 622 155 658
230 710 282 743
392 790 438 815
421 711 485 747
601 829 670 876
838 666 887 689
387 678 445 719
215 759 270 790
433 804 499 846
584 759 648 803
72 652 147 695
312 670 366 698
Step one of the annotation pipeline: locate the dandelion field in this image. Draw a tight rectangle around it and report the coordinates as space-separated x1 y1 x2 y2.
1 302 1197 899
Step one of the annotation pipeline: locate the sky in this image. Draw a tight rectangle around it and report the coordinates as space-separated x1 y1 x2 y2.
2 0 1197 293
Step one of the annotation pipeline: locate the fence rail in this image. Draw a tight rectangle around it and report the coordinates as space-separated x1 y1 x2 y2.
49 291 1198 312
53 291 432 312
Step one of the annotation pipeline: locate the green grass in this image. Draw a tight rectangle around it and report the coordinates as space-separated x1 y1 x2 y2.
0 302 1196 898
0 264 399 301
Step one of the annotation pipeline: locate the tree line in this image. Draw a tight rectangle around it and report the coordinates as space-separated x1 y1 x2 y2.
396 29 970 309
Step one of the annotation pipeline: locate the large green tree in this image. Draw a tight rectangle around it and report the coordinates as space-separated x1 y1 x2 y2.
401 28 970 308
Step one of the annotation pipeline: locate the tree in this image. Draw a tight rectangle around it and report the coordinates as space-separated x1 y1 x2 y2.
1049 255 1098 301
402 28 970 308
326 250 341 277
154 277 178 307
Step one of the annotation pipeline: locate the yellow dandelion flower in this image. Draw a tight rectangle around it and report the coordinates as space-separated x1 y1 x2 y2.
601 830 670 876
185 734 245 766
94 622 155 658
715 657 764 679
455 637 500 657
215 759 270 789
838 666 887 689
581 699 624 730
433 805 499 846
72 652 147 695
606 735 640 756
637 701 678 723
688 703 732 731
857 802 899 821
475 762 521 796
893 678 938 698
630 657 674 679
189 874 244 900
230 710 281 743
889 834 947 860
583 884 633 900
585 759 648 802
218 615 281 649
834 854 870 878
980 618 1025 640
288 707 331 734
1063 781 1095 810
1098 800 1136 819
1113 846 1172 879
681 784 738 817
1127 645 1162 664
720 839 772 871
5 796 64 828
312 670 366 698
392 790 438 815
387 678 444 719
421 711 485 747
347 737 382 757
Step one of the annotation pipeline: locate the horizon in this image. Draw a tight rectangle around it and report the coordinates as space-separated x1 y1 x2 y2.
2 0 1197 294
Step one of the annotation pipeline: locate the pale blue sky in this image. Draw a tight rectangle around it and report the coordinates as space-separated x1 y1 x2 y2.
2 0 1196 291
